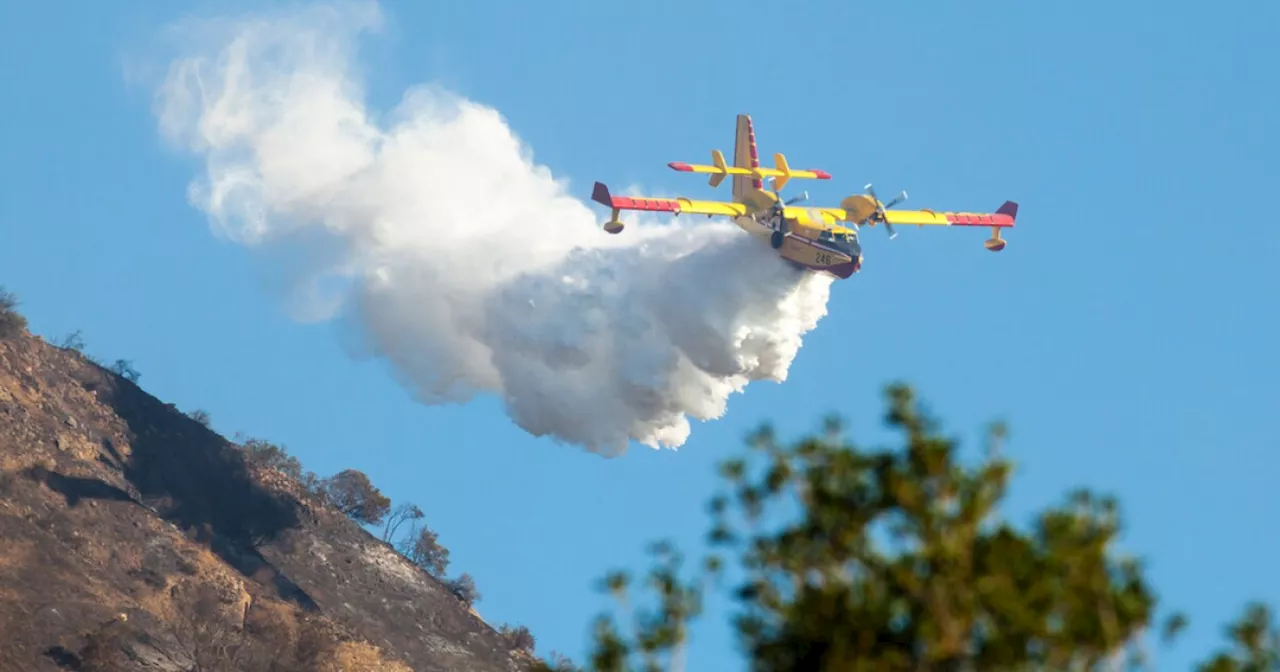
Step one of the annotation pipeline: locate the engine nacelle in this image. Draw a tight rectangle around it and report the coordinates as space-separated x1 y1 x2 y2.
839 194 878 223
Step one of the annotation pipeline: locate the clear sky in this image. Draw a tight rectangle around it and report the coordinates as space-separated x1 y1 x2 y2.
2 0 1278 668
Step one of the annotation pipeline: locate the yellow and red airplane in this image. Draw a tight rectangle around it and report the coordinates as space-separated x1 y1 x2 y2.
590 114 1018 279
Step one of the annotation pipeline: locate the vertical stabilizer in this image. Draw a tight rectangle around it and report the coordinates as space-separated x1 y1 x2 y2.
731 114 762 203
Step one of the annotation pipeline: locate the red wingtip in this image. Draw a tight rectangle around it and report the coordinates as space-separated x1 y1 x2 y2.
668 162 693 172
810 170 832 179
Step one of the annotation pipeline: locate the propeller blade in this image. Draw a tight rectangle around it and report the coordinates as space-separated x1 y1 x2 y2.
785 190 809 205
863 184 904 238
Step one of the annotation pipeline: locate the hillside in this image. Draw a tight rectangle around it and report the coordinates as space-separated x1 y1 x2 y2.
0 293 541 671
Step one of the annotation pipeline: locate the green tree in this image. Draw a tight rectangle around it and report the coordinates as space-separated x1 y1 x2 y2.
238 436 304 481
546 383 1230 672
398 524 450 578
1195 602 1279 671
320 468 392 526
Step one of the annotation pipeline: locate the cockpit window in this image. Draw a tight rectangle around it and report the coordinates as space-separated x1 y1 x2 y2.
819 230 858 256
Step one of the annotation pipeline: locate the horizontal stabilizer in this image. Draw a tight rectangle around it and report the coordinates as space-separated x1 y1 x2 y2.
669 151 831 188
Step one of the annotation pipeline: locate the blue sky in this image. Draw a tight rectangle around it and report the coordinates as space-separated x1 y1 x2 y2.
3 0 1278 668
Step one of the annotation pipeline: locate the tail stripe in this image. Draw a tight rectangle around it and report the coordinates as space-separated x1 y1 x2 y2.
746 117 762 190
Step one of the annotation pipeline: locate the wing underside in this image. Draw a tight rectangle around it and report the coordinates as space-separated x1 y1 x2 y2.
882 204 1018 228
592 184 1017 228
783 206 849 226
591 182 747 217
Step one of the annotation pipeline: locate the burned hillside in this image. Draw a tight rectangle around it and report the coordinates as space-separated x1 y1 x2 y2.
0 288 547 671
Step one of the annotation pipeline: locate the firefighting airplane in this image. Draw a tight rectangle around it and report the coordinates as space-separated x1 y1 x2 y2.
590 114 1018 279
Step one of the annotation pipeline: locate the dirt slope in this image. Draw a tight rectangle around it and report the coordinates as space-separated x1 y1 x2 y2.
0 326 534 672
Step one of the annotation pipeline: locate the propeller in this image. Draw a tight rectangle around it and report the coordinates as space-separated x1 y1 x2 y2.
762 178 807 220
864 183 907 239
771 178 808 207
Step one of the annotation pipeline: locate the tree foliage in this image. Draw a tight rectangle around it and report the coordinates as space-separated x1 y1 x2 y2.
320 468 392 526
447 573 480 606
397 524 450 577
0 287 27 339
57 329 86 351
540 383 1275 672
231 435 455 585
382 502 424 543
110 358 141 382
238 436 304 481
1195 602 1279 671
500 624 537 654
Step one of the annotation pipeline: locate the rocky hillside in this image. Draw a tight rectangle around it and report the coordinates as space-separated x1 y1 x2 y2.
0 292 541 672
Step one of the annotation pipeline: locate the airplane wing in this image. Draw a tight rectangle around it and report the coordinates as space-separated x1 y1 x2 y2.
591 182 748 218
875 201 1020 250
882 201 1019 228
781 206 850 227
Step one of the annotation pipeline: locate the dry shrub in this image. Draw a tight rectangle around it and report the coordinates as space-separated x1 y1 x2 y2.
245 598 301 661
500 624 537 653
0 288 27 339
0 455 27 494
325 641 414 672
77 616 134 672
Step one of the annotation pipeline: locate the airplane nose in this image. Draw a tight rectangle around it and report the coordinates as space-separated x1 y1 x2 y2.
828 259 859 279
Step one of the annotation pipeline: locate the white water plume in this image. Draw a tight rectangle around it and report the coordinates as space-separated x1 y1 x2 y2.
148 1 834 456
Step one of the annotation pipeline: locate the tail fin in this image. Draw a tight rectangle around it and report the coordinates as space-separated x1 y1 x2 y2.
731 114 761 203
996 201 1019 220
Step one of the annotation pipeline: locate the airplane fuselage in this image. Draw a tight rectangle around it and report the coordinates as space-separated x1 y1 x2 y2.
732 213 861 279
